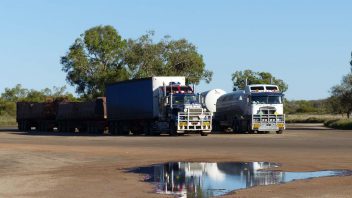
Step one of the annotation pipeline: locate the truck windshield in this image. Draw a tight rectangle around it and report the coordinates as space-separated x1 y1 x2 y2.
173 95 198 105
251 96 282 104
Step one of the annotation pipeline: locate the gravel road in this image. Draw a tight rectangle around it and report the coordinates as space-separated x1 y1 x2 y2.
0 123 351 197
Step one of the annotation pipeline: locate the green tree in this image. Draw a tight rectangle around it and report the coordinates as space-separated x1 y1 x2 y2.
325 96 345 116
330 74 352 118
124 32 212 84
350 51 352 71
1 84 28 102
61 25 129 99
231 69 288 92
0 85 77 117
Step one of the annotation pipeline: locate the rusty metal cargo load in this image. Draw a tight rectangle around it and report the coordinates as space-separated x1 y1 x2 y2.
56 98 107 120
16 102 58 120
106 77 185 121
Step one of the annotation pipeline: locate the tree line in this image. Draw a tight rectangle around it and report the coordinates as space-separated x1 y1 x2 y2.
329 53 352 118
2 24 351 120
0 84 75 117
61 25 290 99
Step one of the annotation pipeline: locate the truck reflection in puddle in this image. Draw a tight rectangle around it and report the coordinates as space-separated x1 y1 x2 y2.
130 162 351 198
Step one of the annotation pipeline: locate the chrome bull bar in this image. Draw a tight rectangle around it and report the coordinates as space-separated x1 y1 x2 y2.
177 109 212 131
252 114 285 131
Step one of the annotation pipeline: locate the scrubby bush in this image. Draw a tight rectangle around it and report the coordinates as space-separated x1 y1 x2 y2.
324 119 352 130
286 114 343 123
286 117 327 123
0 114 16 126
0 84 77 126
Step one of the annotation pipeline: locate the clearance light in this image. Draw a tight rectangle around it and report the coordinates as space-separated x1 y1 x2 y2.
179 122 188 126
203 122 210 126
253 123 260 129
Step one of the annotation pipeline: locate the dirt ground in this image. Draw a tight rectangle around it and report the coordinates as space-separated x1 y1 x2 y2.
0 123 351 198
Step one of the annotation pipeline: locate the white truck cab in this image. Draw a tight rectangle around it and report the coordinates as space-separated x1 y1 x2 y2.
214 84 285 134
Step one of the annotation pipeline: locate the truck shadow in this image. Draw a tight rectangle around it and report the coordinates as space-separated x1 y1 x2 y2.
285 123 332 131
7 129 178 137
9 130 108 137
0 128 18 132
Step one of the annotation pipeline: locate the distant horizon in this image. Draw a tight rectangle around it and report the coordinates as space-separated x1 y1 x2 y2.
1 1 351 100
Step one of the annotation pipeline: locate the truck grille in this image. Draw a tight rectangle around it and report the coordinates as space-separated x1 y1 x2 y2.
187 108 203 113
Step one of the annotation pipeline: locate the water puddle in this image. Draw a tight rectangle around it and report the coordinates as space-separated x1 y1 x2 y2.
130 162 351 198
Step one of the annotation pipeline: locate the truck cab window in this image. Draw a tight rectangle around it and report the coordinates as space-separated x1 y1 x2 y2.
251 96 282 104
268 96 282 104
184 95 198 104
172 95 184 105
251 96 267 104
172 94 198 105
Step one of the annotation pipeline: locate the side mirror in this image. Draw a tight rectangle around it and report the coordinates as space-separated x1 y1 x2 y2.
165 97 169 105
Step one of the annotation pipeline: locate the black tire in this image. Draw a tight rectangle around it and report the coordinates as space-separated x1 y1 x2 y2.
233 120 244 134
37 123 43 132
231 120 238 133
145 123 160 136
200 132 208 136
169 121 178 136
276 130 283 134
58 122 64 132
119 122 130 136
108 122 116 135
18 121 22 131
247 121 255 134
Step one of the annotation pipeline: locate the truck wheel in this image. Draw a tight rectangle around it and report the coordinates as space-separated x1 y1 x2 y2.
231 121 237 133
58 122 64 132
276 130 283 134
23 121 29 131
120 122 130 136
146 124 160 136
18 121 23 131
247 122 254 134
169 122 178 136
37 123 43 132
200 132 208 136
233 120 242 134
108 122 115 135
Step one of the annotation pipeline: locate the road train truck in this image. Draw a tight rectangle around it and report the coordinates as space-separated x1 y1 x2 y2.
203 84 285 134
56 97 107 133
106 77 213 136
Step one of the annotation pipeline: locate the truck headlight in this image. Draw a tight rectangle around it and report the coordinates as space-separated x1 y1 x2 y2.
199 115 205 120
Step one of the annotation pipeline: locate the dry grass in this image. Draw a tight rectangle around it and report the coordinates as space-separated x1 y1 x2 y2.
324 119 352 130
286 114 344 123
0 115 17 126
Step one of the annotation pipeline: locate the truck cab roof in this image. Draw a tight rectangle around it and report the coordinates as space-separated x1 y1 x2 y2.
246 84 280 93
250 92 284 97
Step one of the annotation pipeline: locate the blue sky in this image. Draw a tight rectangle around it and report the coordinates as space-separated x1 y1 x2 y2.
0 0 351 100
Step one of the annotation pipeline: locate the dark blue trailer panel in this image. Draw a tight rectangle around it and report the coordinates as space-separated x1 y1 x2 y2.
106 78 155 121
